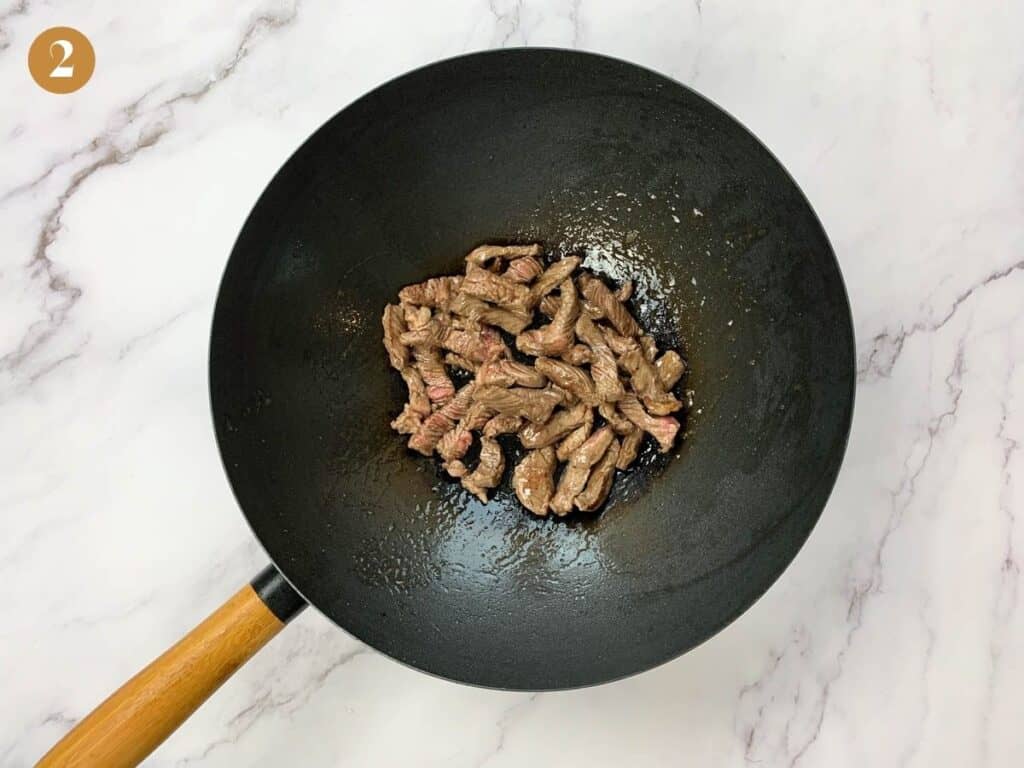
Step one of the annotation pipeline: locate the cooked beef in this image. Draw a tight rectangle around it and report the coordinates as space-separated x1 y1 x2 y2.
407 382 477 455
462 264 531 308
578 274 640 337
528 256 580 306
576 315 624 402
619 347 682 415
474 385 561 424
561 344 592 366
382 304 409 370
655 350 686 389
412 346 455 405
449 293 532 335
465 243 543 269
519 403 589 449
618 394 680 453
399 276 462 309
513 447 557 516
615 426 645 469
516 279 578 357
504 255 544 284
575 438 620 512
556 406 594 461
386 243 689 518
549 426 615 516
462 437 505 502
477 359 547 388
482 413 523 437
534 357 598 405
598 401 635 435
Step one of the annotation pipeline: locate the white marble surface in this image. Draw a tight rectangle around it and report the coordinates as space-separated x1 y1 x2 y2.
2 0 1022 765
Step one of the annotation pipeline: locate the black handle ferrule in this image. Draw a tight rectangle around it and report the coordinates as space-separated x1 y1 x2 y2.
251 565 307 623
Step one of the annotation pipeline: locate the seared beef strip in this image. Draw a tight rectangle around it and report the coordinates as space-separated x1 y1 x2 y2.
477 359 547 388
550 426 615 516
516 279 579 357
578 273 640 337
465 243 543 269
575 438 620 512
655 350 686 389
616 426 645 470
576 315 624 402
618 394 680 453
474 385 561 425
408 382 477 456
519 403 589 449
556 406 594 462
528 256 580 306
463 264 531 308
534 357 598 405
513 447 557 515
386 243 688 512
462 437 505 502
399 276 462 309
504 255 544 284
619 347 683 416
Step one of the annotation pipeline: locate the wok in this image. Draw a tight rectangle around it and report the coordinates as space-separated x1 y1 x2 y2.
39 49 854 766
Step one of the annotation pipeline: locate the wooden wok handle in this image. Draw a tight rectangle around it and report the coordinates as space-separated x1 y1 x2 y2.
37 566 306 768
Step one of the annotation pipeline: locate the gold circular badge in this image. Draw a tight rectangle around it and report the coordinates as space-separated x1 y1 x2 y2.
28 26 95 94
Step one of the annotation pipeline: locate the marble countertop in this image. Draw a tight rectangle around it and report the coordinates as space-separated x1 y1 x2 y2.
3 1 1022 765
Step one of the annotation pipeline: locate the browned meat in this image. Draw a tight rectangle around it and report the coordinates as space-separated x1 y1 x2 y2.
561 344 592 366
556 406 594 461
388 243 689 518
444 326 508 363
504 255 544 284
513 446 557 516
655 350 686 389
575 438 620 512
575 315 624 402
534 357 598 405
517 279 578 357
639 334 658 362
400 366 431 417
599 325 638 356
444 352 477 373
465 243 543 269
437 427 474 462
399 276 462 308
408 383 477 455
390 403 424 435
528 256 581 306
578 274 640 337
382 304 409 370
482 413 522 437
619 347 682 415
598 402 634 435
476 359 547 388
615 427 644 469
462 265 531 308
519 403 589 449
549 426 615 516
619 394 680 453
412 346 455 405
449 293 532 335
462 437 505 502
399 313 450 348
474 385 561 424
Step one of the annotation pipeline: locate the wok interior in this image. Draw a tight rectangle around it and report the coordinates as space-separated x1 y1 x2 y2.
211 50 854 689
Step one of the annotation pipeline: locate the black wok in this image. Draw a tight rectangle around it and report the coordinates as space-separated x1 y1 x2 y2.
40 49 854 766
